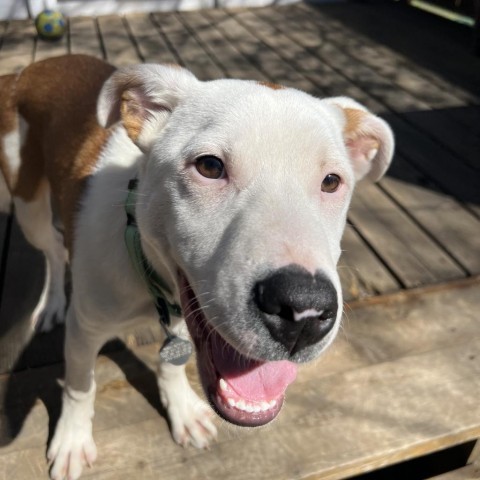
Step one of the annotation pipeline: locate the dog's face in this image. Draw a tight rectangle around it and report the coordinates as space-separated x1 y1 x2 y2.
98 65 394 427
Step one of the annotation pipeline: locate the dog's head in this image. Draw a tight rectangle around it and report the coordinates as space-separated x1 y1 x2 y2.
98 64 394 426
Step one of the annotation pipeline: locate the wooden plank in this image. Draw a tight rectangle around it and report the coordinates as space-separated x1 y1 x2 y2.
380 155 480 275
69 16 104 58
295 3 480 107
339 224 400 300
0 20 35 75
290 4 480 133
97 15 140 67
349 182 465 288
201 9 318 93
125 13 177 65
234 8 379 108
1 281 480 479
151 12 224 80
178 10 263 81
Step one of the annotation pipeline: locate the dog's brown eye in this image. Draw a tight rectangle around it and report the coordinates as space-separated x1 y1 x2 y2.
321 174 341 193
195 156 225 180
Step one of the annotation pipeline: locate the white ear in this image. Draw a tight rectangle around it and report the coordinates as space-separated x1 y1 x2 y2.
327 97 394 181
97 63 198 152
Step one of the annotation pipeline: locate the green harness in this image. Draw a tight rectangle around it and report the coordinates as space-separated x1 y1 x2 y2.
124 178 192 365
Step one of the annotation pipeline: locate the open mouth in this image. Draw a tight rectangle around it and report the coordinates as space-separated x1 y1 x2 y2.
179 272 297 427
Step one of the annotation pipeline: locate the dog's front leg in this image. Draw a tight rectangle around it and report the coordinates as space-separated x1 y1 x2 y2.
48 308 107 480
158 321 217 449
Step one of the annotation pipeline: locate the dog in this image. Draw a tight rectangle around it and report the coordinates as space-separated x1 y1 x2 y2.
0 54 393 479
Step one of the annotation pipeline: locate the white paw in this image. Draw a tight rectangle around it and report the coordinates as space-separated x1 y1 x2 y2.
168 393 217 449
48 383 97 480
159 369 217 449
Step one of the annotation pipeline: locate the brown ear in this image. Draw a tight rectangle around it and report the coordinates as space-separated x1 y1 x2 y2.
97 64 198 152
328 98 394 181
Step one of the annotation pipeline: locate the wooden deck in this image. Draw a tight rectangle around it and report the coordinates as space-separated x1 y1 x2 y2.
0 2 479 479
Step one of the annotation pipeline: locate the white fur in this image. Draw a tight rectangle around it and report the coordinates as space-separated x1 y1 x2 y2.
2 115 28 188
13 185 67 332
3 61 393 479
0 115 28 211
48 381 97 480
158 361 217 448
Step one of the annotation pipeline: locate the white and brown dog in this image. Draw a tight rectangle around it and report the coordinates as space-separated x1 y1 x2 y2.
0 55 393 479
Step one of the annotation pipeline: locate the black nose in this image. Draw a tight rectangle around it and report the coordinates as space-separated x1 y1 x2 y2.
253 265 338 356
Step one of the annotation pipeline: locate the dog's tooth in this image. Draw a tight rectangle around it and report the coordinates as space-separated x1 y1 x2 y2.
245 404 254 413
219 378 228 391
261 401 270 411
236 400 246 411
269 400 277 408
252 405 261 413
227 398 236 407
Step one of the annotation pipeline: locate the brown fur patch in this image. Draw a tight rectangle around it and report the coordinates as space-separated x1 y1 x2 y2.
258 81 285 91
0 74 19 190
120 90 144 143
343 108 365 138
12 54 116 251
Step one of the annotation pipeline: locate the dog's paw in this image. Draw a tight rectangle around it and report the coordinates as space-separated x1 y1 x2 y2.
160 378 217 449
48 384 97 480
48 426 97 480
170 394 217 449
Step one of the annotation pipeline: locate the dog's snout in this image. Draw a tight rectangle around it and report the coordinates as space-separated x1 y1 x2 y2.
254 265 338 356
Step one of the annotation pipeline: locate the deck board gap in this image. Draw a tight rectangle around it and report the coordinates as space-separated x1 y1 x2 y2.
121 15 145 63
94 17 109 61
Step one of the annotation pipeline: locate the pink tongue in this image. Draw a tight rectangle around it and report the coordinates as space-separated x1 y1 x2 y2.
212 339 297 402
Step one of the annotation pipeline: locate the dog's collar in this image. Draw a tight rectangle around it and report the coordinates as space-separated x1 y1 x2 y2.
124 178 192 365
125 178 193 365
124 178 182 323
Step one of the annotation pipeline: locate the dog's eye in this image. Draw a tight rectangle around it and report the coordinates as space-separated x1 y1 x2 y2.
195 156 225 180
321 174 341 193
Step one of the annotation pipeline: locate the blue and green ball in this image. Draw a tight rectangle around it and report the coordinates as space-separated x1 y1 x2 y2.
35 10 66 40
